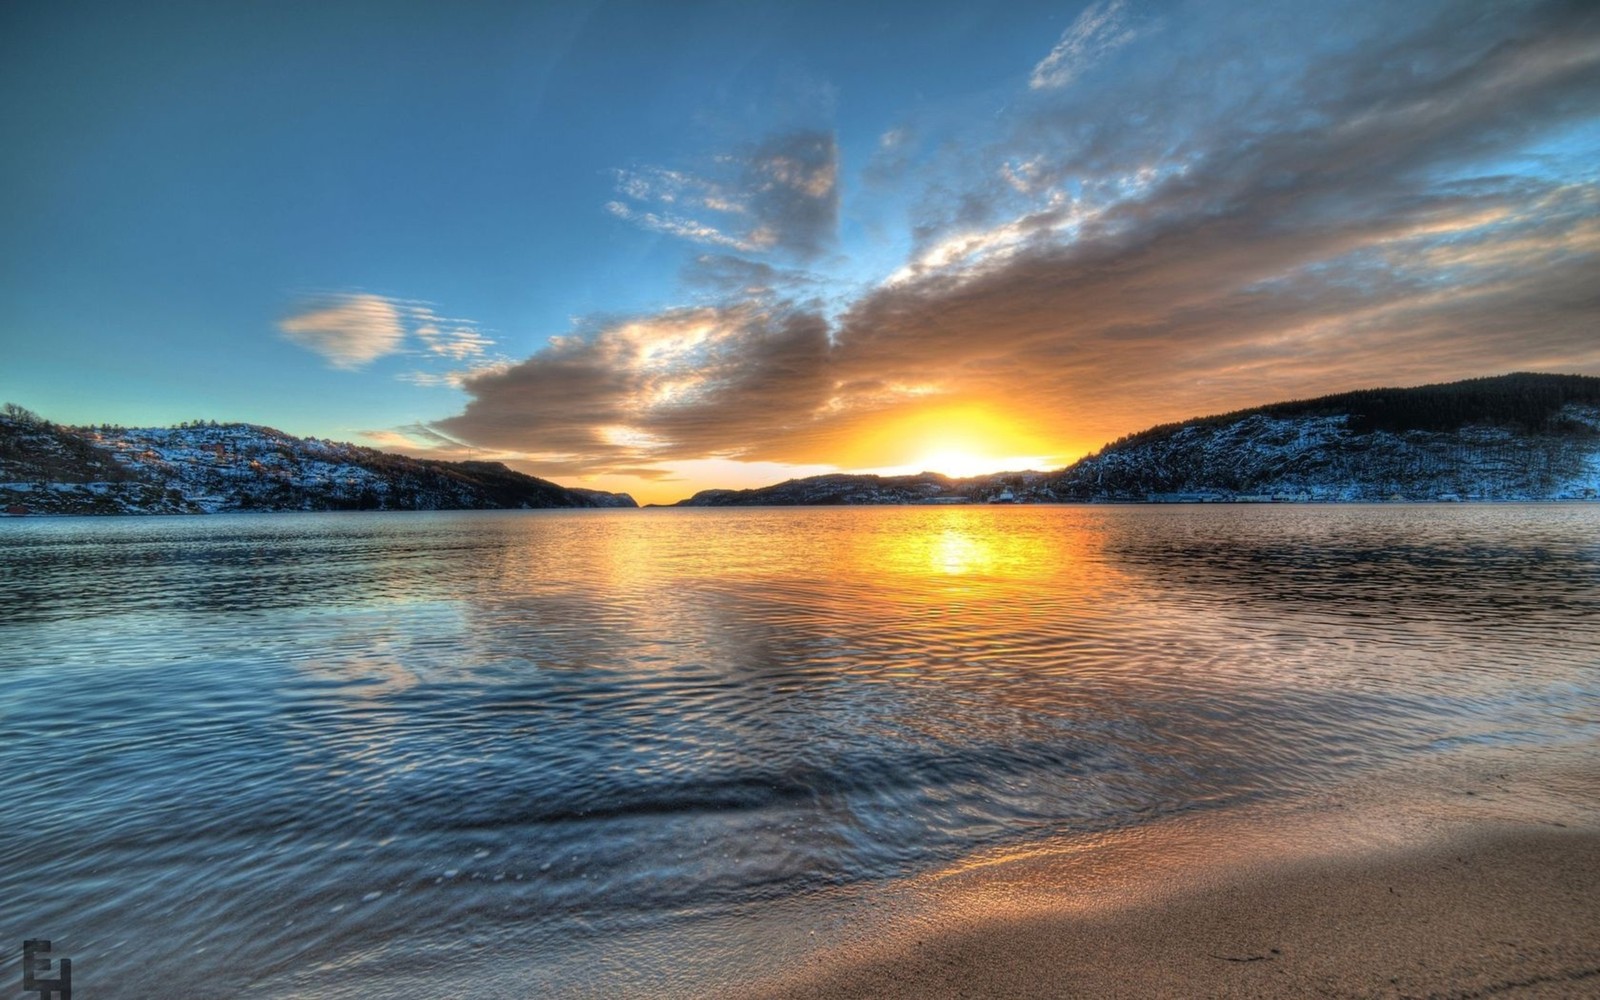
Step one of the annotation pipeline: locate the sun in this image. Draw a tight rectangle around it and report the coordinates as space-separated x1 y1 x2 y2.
842 401 1072 479
914 447 1006 478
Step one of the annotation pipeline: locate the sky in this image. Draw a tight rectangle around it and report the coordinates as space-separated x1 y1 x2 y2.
2 0 1597 504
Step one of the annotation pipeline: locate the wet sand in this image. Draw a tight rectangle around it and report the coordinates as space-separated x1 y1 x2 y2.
739 752 1600 1000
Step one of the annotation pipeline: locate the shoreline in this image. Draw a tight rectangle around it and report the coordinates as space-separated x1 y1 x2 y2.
237 751 1600 1000
744 825 1600 1000
730 745 1600 1000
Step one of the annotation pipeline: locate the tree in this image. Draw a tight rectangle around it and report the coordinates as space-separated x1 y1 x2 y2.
3 402 43 425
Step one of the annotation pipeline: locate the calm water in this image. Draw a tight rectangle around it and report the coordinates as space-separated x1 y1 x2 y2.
2 505 1598 997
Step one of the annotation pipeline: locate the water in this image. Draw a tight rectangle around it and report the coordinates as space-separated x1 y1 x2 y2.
2 505 1597 996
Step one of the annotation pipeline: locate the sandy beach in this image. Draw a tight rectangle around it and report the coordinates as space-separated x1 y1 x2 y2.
741 750 1600 1000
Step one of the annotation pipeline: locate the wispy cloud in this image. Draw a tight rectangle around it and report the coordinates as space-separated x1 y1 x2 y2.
278 294 405 369
1030 0 1144 91
410 305 495 360
608 130 839 259
280 293 504 383
604 201 760 252
396 357 511 390
357 422 526 466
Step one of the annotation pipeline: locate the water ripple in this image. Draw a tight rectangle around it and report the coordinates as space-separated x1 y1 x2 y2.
2 505 1597 996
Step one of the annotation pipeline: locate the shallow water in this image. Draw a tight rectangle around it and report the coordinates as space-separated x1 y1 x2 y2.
2 505 1597 996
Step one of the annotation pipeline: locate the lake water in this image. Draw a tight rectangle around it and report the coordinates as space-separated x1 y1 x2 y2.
2 505 1598 997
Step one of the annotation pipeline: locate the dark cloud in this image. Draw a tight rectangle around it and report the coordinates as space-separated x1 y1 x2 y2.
827 0 1600 419
435 302 836 474
740 130 838 258
441 0 1600 479
681 253 820 299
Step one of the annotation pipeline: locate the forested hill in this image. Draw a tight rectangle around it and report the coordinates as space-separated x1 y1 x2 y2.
0 407 636 515
1042 373 1600 502
1105 373 1600 448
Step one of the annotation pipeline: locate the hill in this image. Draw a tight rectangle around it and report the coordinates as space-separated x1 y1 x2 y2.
10 374 1598 514
676 374 1600 505
675 471 1035 506
1042 373 1600 502
0 406 636 515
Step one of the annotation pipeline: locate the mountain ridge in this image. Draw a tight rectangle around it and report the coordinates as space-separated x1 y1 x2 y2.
0 409 636 515
675 373 1600 505
6 373 1599 515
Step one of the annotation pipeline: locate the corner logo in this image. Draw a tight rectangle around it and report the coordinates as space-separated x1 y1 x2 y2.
22 940 72 999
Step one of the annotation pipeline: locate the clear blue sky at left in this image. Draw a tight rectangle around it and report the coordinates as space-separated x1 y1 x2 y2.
0 0 1051 434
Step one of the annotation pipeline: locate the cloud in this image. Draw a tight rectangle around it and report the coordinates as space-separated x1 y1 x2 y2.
742 131 839 257
357 422 527 466
681 254 820 299
608 129 839 259
434 301 835 474
439 0 1600 480
280 293 505 384
396 353 513 390
1029 0 1144 91
411 306 496 360
279 294 405 369
832 0 1600 427
605 200 759 252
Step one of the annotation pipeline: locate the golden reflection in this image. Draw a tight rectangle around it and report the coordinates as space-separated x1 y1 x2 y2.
932 527 992 576
860 507 1099 585
482 507 1108 591
457 508 1120 677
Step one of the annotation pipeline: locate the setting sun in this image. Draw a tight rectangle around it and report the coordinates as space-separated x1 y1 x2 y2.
845 402 1071 480
913 448 1006 478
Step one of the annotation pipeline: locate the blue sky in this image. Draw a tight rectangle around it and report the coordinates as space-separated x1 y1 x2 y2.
3 0 1597 503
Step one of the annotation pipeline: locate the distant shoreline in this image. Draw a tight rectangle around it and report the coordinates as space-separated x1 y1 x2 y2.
7 497 1600 517
9 498 1600 519
7 373 1599 512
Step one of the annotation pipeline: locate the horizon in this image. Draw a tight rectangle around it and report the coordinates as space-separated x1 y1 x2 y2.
6 366 1593 502
8 367 1592 505
4 2 1598 506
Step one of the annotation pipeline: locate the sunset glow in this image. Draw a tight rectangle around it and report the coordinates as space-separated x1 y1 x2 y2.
2 2 1596 504
5 6 1600 997
909 449 1024 480
844 404 1073 481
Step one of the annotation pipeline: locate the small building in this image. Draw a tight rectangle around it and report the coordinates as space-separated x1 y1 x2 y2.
5 504 30 516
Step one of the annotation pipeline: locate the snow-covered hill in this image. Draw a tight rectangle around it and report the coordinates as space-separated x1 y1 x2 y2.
674 469 1053 505
7 373 1598 514
1042 374 1600 502
676 373 1600 506
0 410 635 515
1042 407 1600 502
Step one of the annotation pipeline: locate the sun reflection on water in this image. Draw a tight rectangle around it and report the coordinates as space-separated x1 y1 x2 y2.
932 527 991 575
5 506 1598 998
